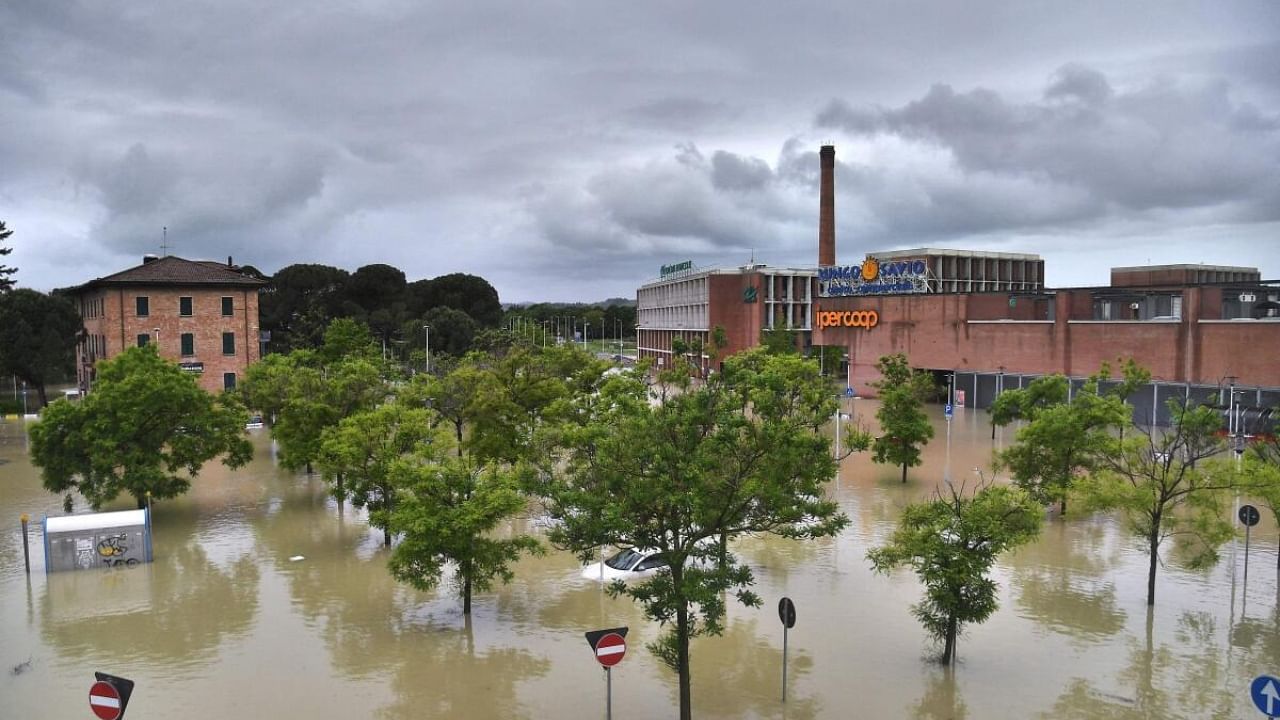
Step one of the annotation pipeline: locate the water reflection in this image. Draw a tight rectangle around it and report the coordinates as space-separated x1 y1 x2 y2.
2 410 1277 719
912 666 967 720
39 515 259 672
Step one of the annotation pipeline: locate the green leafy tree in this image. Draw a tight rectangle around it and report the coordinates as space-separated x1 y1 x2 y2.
0 289 82 407
537 348 846 720
319 317 378 365
759 326 798 355
994 367 1143 514
0 220 15 292
272 356 386 475
387 456 541 614
1074 398 1235 606
1242 439 1280 569
867 481 1043 664
871 354 935 483
319 403 437 546
29 346 252 510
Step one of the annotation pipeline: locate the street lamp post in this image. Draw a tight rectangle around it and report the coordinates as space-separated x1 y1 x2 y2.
423 325 431 374
992 366 1005 440
584 322 589 351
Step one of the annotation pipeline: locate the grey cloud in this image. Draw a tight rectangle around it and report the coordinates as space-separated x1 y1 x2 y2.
710 151 773 192
817 66 1280 217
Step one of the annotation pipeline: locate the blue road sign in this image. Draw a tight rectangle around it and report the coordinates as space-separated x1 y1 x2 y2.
944 404 953 418
1252 675 1280 717
845 386 854 397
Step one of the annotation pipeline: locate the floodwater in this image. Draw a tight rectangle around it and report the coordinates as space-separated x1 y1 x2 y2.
1 402 1277 719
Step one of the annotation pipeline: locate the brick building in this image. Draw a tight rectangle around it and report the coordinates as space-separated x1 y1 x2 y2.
71 255 266 394
634 144 1280 413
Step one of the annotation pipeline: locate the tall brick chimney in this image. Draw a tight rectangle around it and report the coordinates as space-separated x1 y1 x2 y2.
818 145 835 267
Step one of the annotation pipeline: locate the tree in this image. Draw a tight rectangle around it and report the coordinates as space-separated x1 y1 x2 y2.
1241 453 1280 570
759 326 798 355
407 273 502 328
259 263 350 352
867 481 1043 664
387 456 541 614
0 289 82 407
319 403 437 546
994 369 1140 515
318 317 378 365
0 220 15 292
345 263 407 313
416 306 479 358
1074 397 1235 606
29 346 252 510
871 354 935 483
537 349 846 720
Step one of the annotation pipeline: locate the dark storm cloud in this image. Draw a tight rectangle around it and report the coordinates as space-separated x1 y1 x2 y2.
2 0 1278 299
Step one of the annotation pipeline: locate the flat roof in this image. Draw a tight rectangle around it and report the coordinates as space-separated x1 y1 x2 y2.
45 509 147 533
873 247 1042 261
639 264 817 289
1112 263 1259 273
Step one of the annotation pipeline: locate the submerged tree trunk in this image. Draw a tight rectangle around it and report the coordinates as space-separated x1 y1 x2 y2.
463 558 473 615
35 383 49 409
674 566 692 720
1146 525 1160 606
902 463 908 484
941 613 958 665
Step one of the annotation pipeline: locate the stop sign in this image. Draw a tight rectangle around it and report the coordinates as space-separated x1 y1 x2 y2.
89 680 122 720
595 632 627 667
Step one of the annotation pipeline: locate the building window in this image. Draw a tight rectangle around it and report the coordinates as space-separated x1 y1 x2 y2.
222 332 235 355
223 372 237 390
137 334 150 347
181 333 195 356
221 296 234 316
180 296 193 316
136 296 149 317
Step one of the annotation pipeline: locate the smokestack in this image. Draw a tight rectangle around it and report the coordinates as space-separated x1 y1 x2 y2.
818 145 835 267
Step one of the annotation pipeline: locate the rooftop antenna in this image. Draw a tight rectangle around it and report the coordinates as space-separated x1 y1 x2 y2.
160 226 169 257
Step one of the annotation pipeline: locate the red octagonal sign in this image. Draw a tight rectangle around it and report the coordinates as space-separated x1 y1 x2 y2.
89 680 122 720
595 632 626 667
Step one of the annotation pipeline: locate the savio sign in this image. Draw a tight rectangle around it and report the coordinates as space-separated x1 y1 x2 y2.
816 310 879 330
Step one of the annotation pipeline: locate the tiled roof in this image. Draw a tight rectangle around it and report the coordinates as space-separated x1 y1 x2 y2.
73 256 267 292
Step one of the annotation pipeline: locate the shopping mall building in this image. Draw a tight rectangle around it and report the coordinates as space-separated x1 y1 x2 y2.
635 146 1280 422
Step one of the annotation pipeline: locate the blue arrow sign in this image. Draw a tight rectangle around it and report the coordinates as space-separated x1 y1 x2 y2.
1252 675 1280 717
845 386 854 397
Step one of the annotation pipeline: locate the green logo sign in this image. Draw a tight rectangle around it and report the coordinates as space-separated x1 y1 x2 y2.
661 260 693 277
743 286 757 303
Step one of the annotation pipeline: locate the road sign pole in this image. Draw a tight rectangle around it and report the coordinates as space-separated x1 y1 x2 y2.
781 624 789 703
20 513 30 574
1243 523 1250 586
606 666 612 720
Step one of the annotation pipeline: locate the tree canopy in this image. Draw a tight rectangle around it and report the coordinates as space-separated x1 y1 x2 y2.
29 346 252 510
868 481 1042 664
0 289 82 407
1074 394 1235 606
871 354 935 483
994 369 1141 514
0 220 15 292
536 348 846 720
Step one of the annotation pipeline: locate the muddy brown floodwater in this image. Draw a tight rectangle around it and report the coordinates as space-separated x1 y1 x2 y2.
1 401 1277 719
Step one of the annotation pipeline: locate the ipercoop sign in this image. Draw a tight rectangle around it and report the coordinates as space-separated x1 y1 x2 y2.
816 309 879 330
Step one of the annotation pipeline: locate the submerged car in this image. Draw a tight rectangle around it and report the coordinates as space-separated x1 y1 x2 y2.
580 547 669 582
245 415 264 430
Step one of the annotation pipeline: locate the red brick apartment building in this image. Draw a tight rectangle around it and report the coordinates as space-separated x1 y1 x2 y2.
71 255 265 394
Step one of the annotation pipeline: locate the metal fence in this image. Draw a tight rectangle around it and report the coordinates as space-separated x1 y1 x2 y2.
952 371 1279 431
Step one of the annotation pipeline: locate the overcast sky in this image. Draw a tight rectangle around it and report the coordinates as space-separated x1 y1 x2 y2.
3 1 1278 302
